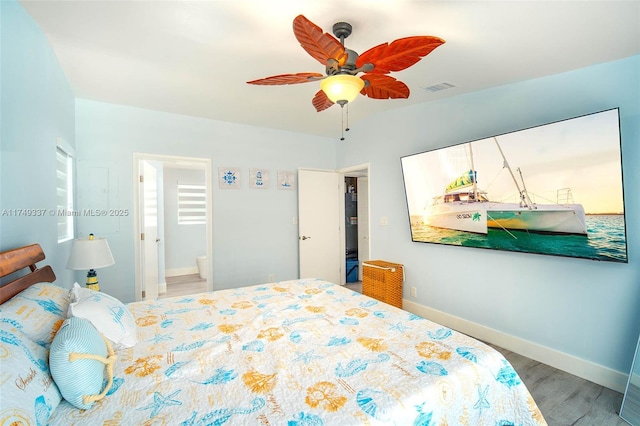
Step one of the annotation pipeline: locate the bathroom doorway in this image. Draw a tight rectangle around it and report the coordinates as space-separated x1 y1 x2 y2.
133 153 213 301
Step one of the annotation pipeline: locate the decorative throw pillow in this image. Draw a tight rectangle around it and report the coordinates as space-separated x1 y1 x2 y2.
0 322 62 425
68 283 137 349
49 317 117 409
0 282 69 347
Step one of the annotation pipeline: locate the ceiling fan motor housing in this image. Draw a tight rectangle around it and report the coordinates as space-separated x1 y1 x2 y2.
327 49 361 76
329 21 376 76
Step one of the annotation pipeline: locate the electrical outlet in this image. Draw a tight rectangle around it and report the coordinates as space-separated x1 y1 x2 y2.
268 274 275 282
293 216 298 225
411 286 417 298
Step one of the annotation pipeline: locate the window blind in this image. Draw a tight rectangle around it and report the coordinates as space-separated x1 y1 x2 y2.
56 146 74 242
177 183 206 225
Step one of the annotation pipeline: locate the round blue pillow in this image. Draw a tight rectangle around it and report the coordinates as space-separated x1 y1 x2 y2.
49 316 114 409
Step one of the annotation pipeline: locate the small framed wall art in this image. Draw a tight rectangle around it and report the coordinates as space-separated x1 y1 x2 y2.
250 168 269 189
218 167 241 189
277 170 296 190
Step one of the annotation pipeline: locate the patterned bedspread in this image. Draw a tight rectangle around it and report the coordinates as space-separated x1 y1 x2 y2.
48 279 546 425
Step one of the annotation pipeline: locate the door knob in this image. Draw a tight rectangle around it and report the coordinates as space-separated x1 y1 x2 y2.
300 236 311 240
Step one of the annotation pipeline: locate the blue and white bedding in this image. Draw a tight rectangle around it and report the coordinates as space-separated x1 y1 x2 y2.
4 279 546 425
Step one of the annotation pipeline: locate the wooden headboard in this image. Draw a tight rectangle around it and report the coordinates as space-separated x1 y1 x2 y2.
0 244 56 304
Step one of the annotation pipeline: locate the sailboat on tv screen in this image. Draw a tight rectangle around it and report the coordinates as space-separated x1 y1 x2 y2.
423 138 588 236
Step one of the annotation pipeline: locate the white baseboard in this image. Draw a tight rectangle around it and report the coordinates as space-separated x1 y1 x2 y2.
403 299 629 393
158 282 167 294
165 267 199 277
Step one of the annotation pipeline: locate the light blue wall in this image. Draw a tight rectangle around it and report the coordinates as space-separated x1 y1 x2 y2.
0 0 76 285
337 55 640 377
74 100 336 302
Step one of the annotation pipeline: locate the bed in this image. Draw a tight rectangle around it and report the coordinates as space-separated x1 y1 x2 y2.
0 244 547 425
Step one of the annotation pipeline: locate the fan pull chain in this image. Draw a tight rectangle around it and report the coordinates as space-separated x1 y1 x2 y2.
340 106 345 141
339 103 351 141
345 103 350 132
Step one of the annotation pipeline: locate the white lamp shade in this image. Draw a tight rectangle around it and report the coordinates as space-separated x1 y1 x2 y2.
66 237 115 270
320 74 364 104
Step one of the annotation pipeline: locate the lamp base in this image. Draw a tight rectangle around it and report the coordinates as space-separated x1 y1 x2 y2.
86 269 100 291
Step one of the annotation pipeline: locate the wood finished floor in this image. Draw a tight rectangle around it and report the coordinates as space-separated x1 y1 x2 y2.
161 273 207 298
162 277 628 425
490 344 626 426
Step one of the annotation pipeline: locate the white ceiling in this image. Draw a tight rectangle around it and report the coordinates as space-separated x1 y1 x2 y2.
20 0 640 138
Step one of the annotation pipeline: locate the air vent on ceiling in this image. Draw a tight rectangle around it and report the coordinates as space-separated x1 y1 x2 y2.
422 82 457 93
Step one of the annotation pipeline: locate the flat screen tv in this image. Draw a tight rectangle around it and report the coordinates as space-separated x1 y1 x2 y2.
400 108 627 263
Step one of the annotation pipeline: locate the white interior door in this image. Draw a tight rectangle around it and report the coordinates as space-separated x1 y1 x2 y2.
298 169 341 284
357 177 370 280
141 160 159 300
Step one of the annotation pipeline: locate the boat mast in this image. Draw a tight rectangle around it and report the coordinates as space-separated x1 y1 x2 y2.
516 167 534 207
468 143 478 201
492 137 533 208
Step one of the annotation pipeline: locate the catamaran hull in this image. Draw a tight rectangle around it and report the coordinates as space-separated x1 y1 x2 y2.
424 203 487 234
486 203 587 235
424 202 588 236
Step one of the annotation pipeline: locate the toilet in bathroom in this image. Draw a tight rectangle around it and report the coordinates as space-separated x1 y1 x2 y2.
196 256 207 280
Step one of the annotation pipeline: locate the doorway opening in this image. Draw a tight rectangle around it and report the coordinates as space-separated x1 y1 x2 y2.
133 153 213 301
340 164 369 288
297 165 369 287
345 177 359 283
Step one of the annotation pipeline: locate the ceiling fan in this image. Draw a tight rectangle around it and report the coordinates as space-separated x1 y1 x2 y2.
247 15 445 112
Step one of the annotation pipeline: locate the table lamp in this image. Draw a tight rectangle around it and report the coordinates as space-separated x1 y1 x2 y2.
66 233 115 291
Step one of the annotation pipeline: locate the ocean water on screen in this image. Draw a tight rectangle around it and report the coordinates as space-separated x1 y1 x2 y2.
409 214 627 262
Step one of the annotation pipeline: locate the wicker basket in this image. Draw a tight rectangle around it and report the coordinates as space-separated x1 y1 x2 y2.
362 260 404 308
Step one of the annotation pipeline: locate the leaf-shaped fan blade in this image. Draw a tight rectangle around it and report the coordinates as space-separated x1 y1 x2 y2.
361 74 410 99
293 15 346 66
312 90 334 112
247 73 324 85
356 36 445 74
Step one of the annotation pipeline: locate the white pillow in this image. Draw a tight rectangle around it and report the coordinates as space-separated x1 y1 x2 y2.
68 283 137 349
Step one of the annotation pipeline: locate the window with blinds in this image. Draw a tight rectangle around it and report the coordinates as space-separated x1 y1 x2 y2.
177 183 206 225
56 145 74 242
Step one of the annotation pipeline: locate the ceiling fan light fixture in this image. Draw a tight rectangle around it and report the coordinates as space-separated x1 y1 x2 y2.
320 74 364 104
